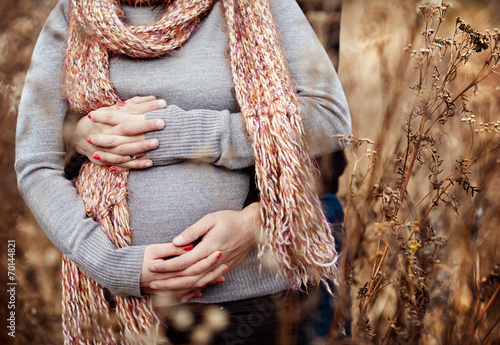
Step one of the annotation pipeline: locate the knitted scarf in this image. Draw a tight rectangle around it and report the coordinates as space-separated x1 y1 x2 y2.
63 0 339 343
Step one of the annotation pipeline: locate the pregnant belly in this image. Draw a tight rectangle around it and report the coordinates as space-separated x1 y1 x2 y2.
127 162 251 246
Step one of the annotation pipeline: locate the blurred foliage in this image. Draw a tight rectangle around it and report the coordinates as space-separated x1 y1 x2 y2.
1 1 61 344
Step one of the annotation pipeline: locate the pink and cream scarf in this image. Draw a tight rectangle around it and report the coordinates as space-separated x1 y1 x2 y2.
63 0 339 343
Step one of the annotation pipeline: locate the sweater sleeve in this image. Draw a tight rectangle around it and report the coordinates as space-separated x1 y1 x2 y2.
144 0 350 170
15 0 145 297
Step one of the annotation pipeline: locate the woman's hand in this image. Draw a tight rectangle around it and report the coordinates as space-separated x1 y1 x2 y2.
141 243 228 302
148 202 261 301
73 96 166 171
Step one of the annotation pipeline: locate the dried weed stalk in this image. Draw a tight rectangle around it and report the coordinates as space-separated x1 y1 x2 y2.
334 2 500 345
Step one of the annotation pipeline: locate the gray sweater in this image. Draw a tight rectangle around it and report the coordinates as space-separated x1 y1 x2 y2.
15 0 350 302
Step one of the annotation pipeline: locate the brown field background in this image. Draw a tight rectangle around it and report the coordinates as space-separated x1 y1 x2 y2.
1 0 499 344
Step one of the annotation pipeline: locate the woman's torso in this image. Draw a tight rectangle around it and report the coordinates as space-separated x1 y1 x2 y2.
110 3 288 302
112 4 246 244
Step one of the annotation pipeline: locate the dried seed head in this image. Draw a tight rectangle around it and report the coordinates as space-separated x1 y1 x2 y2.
413 221 421 233
476 120 500 133
461 114 476 125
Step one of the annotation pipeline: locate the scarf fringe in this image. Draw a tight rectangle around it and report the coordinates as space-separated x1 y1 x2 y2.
63 163 159 344
222 0 339 289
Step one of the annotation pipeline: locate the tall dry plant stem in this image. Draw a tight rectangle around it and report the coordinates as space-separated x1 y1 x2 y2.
469 284 500 344
481 313 500 345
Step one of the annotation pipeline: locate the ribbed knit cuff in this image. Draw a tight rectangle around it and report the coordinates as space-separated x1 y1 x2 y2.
144 105 222 166
77 230 146 297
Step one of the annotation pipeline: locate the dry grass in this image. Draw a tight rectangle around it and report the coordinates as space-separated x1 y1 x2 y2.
332 1 500 344
1 1 63 344
0 0 499 344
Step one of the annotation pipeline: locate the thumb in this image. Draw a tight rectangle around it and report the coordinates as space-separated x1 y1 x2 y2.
173 215 215 246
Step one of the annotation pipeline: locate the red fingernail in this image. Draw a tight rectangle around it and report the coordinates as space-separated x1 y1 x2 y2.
216 279 225 284
117 100 126 107
183 244 193 251
93 154 100 160
87 137 92 144
109 166 117 173
216 252 222 260
87 113 92 119
195 293 202 298
222 267 229 273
